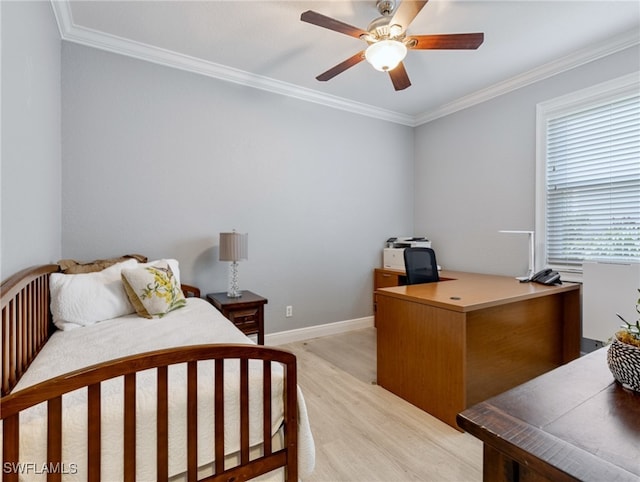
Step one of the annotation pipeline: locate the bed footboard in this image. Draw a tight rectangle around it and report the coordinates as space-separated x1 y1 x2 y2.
1 344 298 482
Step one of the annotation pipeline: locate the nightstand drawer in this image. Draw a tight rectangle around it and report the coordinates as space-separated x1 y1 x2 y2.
228 308 259 328
205 291 268 345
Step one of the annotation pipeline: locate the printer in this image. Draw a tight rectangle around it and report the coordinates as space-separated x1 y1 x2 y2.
383 237 432 270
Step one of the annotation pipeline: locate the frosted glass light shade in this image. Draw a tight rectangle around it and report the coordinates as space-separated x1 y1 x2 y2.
365 40 407 72
219 232 248 262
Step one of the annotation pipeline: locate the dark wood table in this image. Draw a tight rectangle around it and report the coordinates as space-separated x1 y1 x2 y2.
457 347 640 481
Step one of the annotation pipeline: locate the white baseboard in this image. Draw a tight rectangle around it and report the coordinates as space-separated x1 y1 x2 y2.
265 316 374 346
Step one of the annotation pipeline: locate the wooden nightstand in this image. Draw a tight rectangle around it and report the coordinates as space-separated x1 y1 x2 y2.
206 291 268 345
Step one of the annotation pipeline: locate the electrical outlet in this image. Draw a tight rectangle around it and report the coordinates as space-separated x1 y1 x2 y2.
286 305 293 318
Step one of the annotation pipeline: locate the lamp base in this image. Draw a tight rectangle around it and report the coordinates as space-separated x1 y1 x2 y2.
227 261 242 298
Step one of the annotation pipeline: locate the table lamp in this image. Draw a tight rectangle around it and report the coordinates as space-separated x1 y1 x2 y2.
219 231 248 298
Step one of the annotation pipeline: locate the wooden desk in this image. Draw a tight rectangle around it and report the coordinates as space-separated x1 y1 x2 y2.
375 271 581 429
457 348 640 481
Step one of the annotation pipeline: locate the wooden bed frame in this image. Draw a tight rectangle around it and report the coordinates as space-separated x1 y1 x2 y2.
1 264 298 482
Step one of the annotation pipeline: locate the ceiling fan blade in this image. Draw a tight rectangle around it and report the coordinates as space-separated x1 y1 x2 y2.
301 10 369 39
316 51 366 82
388 62 411 91
390 0 428 29
408 33 484 50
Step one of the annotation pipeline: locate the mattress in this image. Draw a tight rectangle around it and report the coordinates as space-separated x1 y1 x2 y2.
5 298 314 480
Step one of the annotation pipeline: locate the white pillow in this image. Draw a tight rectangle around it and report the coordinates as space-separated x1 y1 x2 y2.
50 259 139 330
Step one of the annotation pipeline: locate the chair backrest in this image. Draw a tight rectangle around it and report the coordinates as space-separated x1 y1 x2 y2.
404 247 439 285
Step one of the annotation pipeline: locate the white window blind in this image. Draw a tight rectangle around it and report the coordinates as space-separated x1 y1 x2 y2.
545 93 640 267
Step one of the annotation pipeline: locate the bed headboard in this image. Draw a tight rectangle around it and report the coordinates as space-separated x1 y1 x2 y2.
1 264 202 396
1 264 59 396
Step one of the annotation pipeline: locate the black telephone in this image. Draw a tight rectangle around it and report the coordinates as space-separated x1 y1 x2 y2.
530 268 562 285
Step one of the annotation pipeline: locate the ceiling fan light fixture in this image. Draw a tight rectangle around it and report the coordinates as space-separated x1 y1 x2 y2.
365 39 407 72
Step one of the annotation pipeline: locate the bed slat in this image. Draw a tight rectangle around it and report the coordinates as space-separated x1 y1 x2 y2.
214 359 225 475
124 373 136 482
40 278 47 345
35 278 42 347
2 305 10 393
263 360 273 456
187 360 198 482
3 414 19 482
8 299 16 390
47 396 63 482
240 358 250 465
284 363 299 482
18 293 25 379
26 284 34 372
157 366 169 482
88 383 101 482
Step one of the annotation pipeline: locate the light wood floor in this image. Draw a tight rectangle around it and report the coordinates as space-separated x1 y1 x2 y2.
281 328 483 482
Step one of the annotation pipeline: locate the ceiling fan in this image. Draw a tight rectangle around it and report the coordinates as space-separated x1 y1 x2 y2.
300 0 484 91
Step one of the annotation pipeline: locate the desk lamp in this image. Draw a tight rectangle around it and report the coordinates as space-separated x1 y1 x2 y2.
499 230 535 281
219 231 248 298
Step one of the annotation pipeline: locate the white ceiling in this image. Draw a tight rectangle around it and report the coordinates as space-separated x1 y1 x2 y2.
54 1 640 126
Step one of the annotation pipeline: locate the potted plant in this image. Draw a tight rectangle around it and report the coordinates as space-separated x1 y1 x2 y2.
607 288 640 392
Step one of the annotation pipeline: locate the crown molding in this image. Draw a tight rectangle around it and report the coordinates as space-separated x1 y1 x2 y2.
51 1 638 128
414 28 640 125
50 1 415 126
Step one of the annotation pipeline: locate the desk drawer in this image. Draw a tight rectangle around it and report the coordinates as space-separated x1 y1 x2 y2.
375 271 402 289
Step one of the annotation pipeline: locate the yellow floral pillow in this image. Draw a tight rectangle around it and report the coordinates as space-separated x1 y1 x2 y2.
121 262 186 318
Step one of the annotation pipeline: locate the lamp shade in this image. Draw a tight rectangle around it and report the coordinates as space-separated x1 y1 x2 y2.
219 232 248 262
365 40 407 72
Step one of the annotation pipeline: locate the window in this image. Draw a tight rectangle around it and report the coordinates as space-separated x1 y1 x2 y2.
536 73 640 275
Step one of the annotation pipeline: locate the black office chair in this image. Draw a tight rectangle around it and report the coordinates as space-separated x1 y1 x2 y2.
404 247 440 285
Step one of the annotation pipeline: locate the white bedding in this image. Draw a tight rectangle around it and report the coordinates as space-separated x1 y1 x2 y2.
6 298 314 480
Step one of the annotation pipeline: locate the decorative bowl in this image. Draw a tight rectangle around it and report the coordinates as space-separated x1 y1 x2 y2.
607 334 640 392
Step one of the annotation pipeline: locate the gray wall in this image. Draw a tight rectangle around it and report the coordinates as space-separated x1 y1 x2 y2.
1 1 61 279
414 45 640 277
3 1 637 335
61 43 414 333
